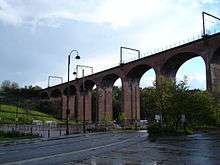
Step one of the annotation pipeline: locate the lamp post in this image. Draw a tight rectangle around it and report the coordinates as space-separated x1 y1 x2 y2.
66 49 80 135
48 76 63 87
75 65 93 133
202 11 220 37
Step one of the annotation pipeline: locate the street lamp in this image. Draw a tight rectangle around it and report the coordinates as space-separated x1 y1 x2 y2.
66 49 80 135
202 11 220 37
75 65 93 133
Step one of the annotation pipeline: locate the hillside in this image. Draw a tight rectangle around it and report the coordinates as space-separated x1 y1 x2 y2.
0 104 60 124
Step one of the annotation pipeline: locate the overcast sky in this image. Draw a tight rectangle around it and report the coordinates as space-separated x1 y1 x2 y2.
0 0 219 89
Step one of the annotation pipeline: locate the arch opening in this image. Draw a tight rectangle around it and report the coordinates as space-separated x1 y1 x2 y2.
41 92 49 100
139 68 156 89
161 52 200 79
112 78 122 123
176 56 206 90
91 87 98 123
139 68 156 120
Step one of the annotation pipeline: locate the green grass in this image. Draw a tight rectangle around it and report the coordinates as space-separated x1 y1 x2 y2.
0 104 60 124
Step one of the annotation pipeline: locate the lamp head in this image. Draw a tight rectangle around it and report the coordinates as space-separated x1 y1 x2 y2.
75 55 80 60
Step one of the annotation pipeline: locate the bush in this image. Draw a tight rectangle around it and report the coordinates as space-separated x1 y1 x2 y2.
147 123 161 136
147 123 193 139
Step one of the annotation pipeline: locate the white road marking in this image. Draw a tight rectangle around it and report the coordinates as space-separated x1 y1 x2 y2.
1 137 133 165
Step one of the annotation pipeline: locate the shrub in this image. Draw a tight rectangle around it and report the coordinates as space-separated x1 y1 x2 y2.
147 123 161 136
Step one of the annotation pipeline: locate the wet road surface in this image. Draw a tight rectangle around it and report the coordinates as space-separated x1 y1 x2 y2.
0 130 220 164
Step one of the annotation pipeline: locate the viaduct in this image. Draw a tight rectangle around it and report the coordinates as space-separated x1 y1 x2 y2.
40 32 220 123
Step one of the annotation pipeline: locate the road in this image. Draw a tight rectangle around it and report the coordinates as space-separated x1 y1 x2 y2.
0 131 147 165
1 130 220 165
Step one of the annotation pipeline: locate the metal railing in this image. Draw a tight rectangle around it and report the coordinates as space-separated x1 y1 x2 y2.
0 124 82 138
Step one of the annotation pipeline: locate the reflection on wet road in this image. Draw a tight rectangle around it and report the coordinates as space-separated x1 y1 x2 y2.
81 130 220 165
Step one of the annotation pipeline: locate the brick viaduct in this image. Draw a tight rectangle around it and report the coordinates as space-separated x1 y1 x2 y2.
40 32 220 123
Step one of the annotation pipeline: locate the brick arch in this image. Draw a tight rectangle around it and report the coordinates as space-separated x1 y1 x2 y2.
41 91 49 99
80 79 96 92
50 88 62 98
101 73 121 87
125 64 157 82
63 85 77 96
161 52 203 80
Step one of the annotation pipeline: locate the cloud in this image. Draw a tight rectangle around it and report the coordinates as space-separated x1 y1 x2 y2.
0 0 219 88
0 0 22 25
177 73 206 89
0 0 218 29
94 0 161 28
0 0 98 27
0 0 161 28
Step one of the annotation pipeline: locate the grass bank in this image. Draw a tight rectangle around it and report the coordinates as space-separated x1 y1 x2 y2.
0 104 59 124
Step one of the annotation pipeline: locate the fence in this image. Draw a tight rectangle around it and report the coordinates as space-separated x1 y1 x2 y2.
0 124 82 138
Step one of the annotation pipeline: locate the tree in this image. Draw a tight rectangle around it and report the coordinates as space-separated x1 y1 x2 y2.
11 82 19 90
1 80 11 91
140 87 156 122
91 90 98 122
112 86 121 121
186 91 216 127
141 76 217 133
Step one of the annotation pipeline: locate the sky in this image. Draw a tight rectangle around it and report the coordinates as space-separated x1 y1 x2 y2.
0 0 220 89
